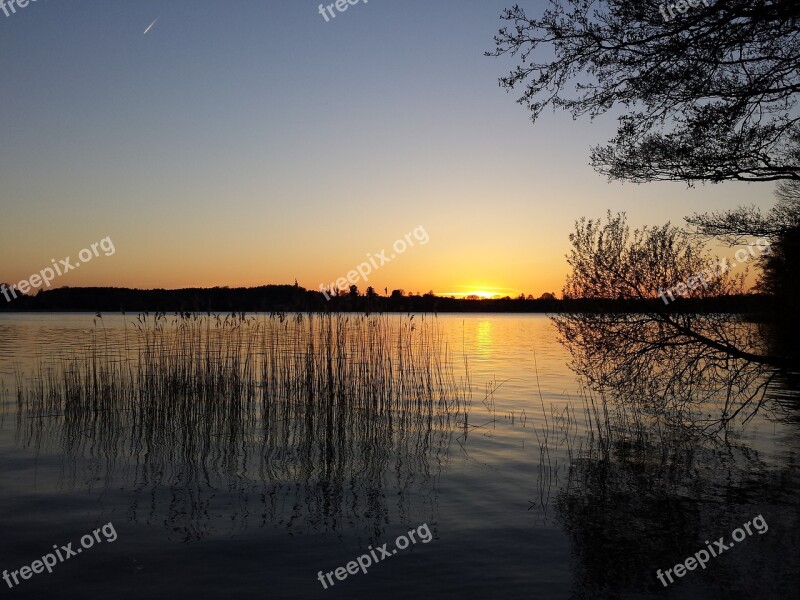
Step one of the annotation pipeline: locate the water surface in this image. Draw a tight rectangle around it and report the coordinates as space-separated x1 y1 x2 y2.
0 313 797 599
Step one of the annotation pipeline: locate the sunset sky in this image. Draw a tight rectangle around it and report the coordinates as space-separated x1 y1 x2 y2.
0 0 776 298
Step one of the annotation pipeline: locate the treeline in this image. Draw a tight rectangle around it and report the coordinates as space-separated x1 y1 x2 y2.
0 284 773 314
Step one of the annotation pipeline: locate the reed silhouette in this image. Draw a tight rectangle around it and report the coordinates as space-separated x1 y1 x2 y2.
13 313 470 542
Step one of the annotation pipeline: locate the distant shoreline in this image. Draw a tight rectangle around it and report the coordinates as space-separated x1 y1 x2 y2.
0 285 772 314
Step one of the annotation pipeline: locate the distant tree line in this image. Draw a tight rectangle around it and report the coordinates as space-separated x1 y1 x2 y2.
0 282 770 314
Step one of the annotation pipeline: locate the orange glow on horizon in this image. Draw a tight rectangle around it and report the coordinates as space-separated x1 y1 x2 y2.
436 287 521 299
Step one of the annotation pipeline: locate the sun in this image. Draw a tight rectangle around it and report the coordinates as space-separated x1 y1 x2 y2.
436 287 516 299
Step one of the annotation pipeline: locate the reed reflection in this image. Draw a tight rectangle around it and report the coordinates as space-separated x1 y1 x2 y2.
15 313 470 542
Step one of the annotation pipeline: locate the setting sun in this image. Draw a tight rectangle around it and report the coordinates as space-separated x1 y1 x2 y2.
469 290 500 299
437 286 520 299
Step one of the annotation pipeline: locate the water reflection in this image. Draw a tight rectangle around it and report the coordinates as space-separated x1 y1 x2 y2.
555 411 800 597
475 320 493 358
14 313 469 543
546 310 800 597
550 312 796 433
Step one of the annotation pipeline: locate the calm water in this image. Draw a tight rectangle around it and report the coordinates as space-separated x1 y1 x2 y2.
0 313 797 600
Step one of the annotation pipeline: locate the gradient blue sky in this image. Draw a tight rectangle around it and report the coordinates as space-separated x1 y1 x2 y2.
0 0 776 297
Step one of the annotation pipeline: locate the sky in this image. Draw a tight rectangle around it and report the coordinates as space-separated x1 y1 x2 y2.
0 0 778 298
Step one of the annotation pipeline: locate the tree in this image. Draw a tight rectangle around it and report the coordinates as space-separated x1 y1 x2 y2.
756 181 800 301
686 181 800 243
687 180 800 353
551 212 782 431
486 1 798 428
488 1 800 184
686 181 800 299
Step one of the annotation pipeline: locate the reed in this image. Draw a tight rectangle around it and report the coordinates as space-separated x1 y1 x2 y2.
13 312 469 540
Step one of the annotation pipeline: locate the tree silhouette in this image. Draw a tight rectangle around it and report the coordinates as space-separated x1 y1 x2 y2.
488 0 800 183
551 212 784 431
687 180 800 356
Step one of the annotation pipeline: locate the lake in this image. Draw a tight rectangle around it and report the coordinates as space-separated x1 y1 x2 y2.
0 313 797 599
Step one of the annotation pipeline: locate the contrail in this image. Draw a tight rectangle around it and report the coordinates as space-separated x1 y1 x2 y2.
143 17 159 35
